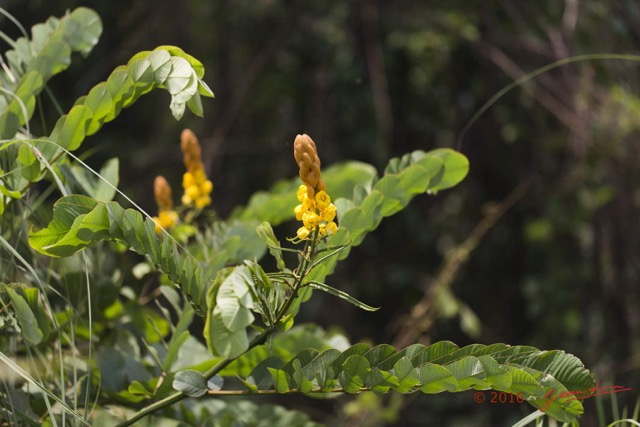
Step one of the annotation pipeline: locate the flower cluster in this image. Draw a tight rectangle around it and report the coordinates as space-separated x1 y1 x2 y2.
152 175 179 233
180 129 213 209
293 134 338 240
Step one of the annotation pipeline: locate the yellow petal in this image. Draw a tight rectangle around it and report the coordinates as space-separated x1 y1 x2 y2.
186 185 200 199
315 191 331 209
296 226 310 240
200 180 213 195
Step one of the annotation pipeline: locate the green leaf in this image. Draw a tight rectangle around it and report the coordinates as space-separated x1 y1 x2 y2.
291 359 313 393
255 222 285 270
6 288 43 344
339 355 370 393
128 380 153 397
172 370 208 397
207 375 224 392
306 281 379 312
425 149 470 193
57 105 93 150
417 363 458 393
268 368 293 394
392 357 420 393
29 195 98 256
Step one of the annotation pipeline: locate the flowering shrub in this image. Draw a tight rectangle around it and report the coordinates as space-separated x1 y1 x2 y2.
0 7 599 427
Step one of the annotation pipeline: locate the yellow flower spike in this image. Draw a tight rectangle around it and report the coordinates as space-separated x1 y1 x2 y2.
291 134 340 240
179 129 214 209
315 191 330 209
296 226 310 240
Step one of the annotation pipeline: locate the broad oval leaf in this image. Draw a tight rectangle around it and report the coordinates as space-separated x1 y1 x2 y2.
172 370 208 397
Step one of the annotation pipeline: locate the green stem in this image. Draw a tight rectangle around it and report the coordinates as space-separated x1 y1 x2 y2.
116 330 270 427
116 230 322 427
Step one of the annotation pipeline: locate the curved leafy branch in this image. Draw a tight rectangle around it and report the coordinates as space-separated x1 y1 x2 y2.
40 45 213 162
28 195 209 314
202 342 594 423
0 7 102 139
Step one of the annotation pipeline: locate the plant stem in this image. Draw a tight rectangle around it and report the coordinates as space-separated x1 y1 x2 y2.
116 231 321 427
115 330 270 427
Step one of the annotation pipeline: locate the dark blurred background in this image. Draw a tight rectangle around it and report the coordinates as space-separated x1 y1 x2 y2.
3 1 639 425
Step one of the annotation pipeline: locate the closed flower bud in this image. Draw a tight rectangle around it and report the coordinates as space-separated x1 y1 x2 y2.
154 176 174 211
181 129 202 166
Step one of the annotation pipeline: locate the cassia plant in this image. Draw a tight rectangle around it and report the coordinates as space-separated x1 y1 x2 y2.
0 7 598 427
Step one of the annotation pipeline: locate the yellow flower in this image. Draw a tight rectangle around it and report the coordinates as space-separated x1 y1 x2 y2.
193 168 207 183
321 203 337 222
200 180 213 195
182 194 192 205
302 196 315 211
297 185 308 203
195 195 211 209
303 212 320 229
315 191 330 209
153 210 178 233
183 172 196 188
325 221 338 235
296 226 310 240
294 204 305 221
185 184 200 200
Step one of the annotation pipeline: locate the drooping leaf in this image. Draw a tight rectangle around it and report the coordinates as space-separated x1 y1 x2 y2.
5 287 43 345
305 281 379 312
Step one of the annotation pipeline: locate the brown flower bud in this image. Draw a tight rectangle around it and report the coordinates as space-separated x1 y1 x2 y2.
154 175 173 211
293 134 326 197
180 128 205 172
